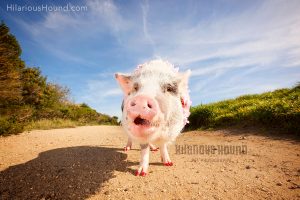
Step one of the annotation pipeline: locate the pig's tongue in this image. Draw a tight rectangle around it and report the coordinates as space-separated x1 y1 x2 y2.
133 116 150 126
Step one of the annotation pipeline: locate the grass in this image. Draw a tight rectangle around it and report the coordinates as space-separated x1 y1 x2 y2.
24 118 117 131
188 85 300 135
24 119 79 131
0 117 119 136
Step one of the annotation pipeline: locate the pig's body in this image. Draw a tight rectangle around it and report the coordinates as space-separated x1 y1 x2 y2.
115 59 191 176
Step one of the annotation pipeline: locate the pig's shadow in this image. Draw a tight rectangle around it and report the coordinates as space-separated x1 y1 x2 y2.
0 146 136 200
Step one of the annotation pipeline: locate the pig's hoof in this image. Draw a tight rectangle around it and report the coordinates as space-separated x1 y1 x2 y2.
140 171 147 176
150 147 159 152
124 146 131 151
164 162 173 166
135 170 147 176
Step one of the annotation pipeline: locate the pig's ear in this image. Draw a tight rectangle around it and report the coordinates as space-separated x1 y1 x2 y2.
115 73 132 95
178 69 191 92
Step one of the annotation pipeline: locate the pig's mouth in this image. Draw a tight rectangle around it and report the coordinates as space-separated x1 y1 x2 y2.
133 116 151 126
129 115 160 138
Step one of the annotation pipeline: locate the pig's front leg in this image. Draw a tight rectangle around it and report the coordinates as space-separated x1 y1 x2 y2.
135 143 150 176
160 143 173 166
149 143 159 151
124 138 132 151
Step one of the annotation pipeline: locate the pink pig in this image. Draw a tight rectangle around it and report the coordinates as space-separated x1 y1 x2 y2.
115 59 191 176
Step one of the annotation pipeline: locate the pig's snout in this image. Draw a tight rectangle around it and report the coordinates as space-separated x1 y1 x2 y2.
127 95 158 121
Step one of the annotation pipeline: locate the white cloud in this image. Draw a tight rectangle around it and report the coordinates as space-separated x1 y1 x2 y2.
141 0 155 52
78 78 123 117
284 47 300 67
144 0 300 70
86 0 131 34
103 88 122 97
198 83 280 103
83 79 121 100
16 0 130 61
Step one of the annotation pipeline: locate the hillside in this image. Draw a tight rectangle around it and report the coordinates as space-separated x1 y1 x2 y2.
188 85 300 135
0 22 118 136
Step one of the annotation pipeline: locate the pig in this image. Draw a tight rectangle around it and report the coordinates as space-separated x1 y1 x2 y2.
115 59 191 176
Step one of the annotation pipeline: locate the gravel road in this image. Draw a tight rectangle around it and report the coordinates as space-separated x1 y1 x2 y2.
0 126 299 199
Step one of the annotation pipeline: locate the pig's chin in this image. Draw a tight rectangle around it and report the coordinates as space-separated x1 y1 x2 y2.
129 116 158 138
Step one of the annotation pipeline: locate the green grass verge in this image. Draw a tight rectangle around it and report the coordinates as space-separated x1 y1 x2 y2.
23 118 114 131
188 86 300 135
24 119 80 131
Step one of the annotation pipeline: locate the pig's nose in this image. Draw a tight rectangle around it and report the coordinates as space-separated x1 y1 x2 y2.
127 95 157 119
129 96 153 109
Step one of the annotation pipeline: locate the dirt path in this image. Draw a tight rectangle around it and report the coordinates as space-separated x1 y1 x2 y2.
0 126 299 200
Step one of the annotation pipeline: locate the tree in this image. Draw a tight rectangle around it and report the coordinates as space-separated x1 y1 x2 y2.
21 67 47 106
42 83 69 107
0 22 24 105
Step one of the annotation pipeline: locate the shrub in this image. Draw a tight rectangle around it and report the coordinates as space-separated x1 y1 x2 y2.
0 117 25 136
188 106 213 128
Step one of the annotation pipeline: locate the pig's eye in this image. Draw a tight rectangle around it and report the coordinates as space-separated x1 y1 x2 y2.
163 83 178 95
133 83 139 92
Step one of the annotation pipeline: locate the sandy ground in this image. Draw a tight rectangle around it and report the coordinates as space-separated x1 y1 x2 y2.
0 126 299 200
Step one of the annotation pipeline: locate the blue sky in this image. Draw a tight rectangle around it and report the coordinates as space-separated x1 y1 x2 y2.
1 0 300 118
